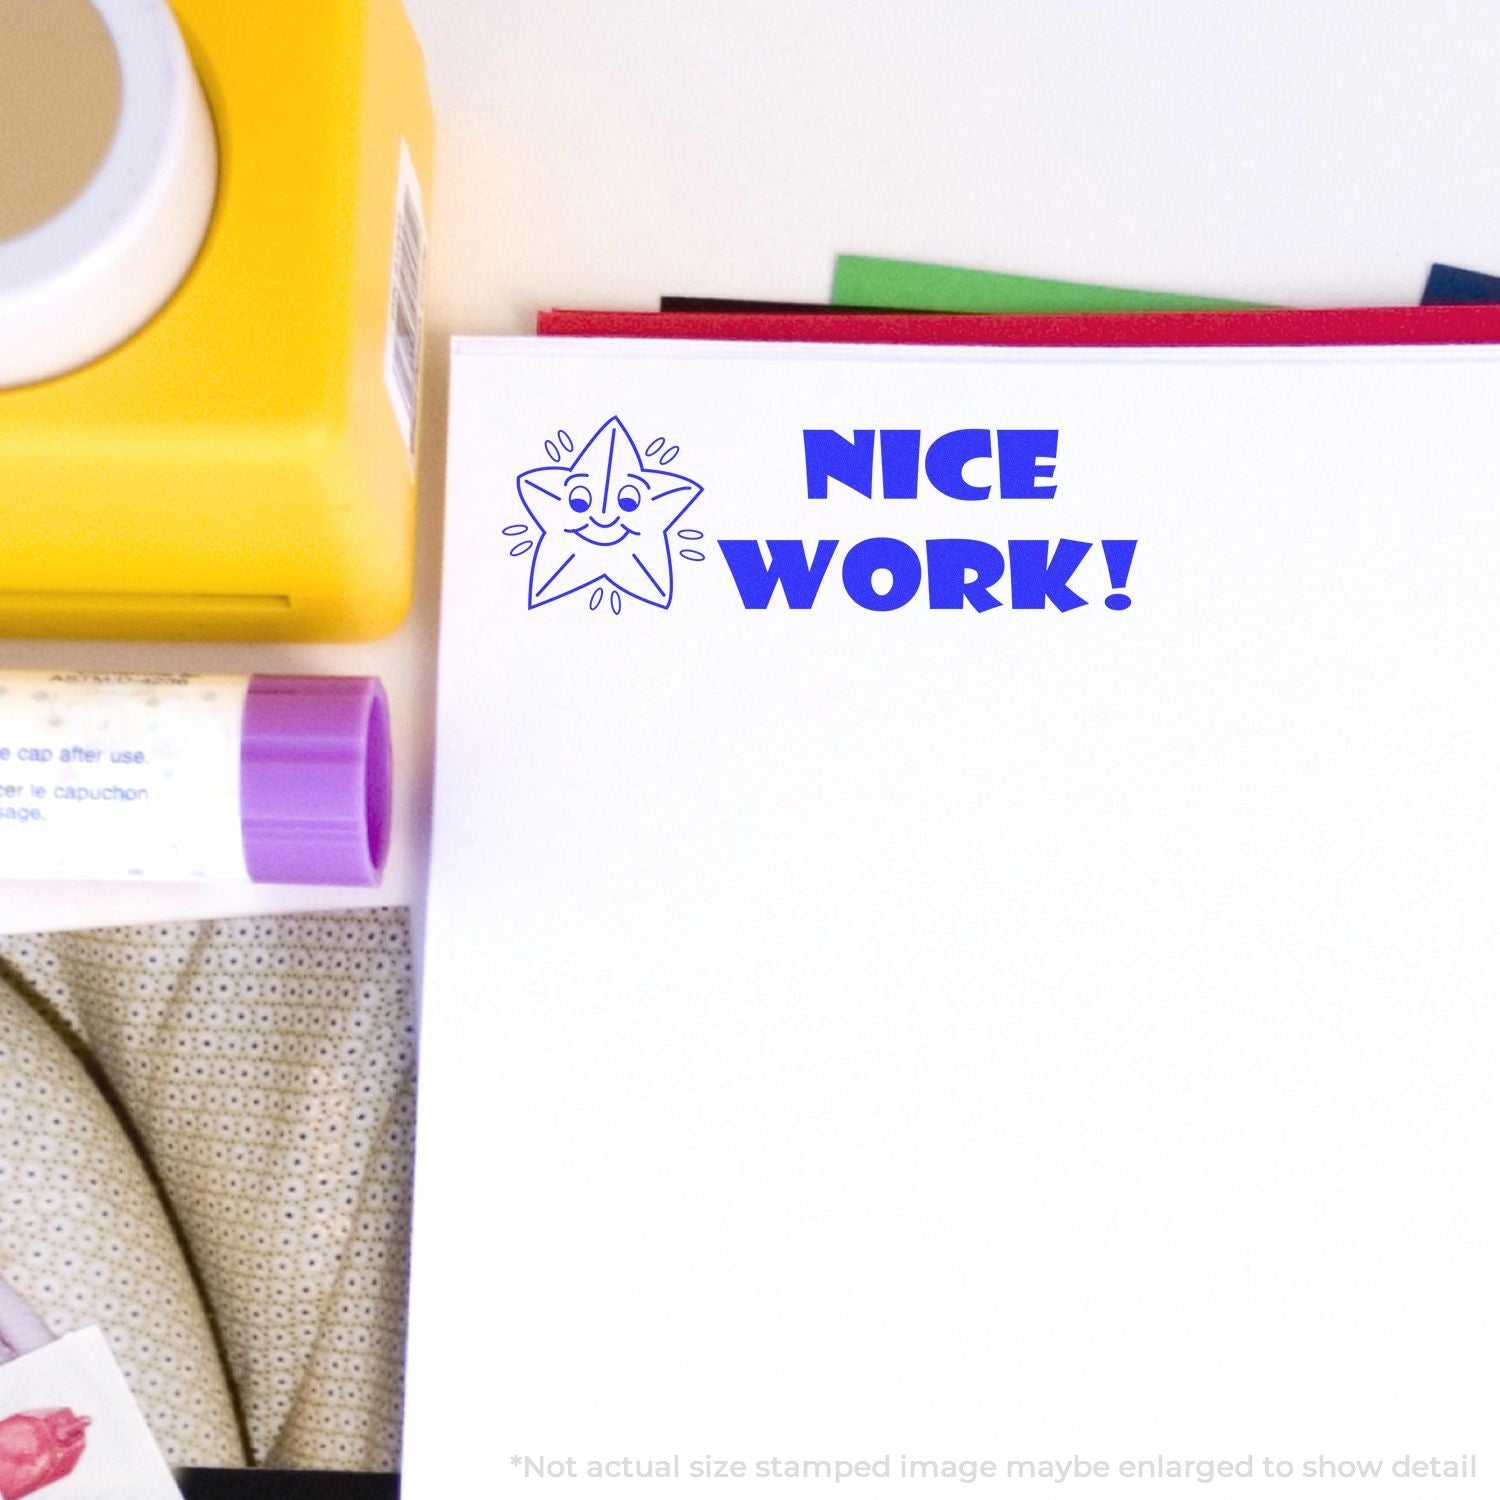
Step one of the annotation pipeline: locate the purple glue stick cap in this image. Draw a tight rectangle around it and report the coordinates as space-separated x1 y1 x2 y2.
240 676 392 887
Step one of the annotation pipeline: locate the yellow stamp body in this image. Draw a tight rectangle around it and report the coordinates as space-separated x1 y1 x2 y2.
0 0 434 641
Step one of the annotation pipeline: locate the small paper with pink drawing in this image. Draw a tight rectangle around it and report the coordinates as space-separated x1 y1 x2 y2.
0 1329 179 1500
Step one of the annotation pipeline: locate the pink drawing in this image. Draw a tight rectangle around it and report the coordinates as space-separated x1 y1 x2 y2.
0 1409 91 1498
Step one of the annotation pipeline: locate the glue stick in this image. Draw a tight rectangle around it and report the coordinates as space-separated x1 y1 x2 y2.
0 671 390 886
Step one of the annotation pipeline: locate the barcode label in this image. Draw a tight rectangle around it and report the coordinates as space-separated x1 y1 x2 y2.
383 141 427 463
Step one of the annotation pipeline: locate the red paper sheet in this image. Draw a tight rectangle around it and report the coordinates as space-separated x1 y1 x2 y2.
538 304 1500 347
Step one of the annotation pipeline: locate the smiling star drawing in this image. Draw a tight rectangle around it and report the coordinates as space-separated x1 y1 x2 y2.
516 418 703 609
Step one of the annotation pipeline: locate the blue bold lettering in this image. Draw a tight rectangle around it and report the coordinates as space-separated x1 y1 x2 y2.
842 537 922 612
926 538 1005 612
719 539 839 608
804 430 875 498
878 430 921 499
997 430 1058 498
1100 538 1137 610
924 428 992 500
1008 538 1091 611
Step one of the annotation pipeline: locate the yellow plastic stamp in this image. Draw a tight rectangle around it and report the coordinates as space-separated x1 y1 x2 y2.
0 0 433 641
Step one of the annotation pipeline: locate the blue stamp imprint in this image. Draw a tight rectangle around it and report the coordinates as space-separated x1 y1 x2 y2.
513 417 704 611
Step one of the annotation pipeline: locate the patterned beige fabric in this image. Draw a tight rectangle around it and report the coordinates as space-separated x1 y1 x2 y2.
0 911 416 1472
0 966 242 1466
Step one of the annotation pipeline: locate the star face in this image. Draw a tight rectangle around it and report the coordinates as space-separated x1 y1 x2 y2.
516 418 703 609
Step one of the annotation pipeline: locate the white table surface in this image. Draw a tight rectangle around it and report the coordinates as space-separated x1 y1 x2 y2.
6 0 1499 934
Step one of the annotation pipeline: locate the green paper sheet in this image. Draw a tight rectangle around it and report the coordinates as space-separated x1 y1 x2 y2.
832 254 1267 314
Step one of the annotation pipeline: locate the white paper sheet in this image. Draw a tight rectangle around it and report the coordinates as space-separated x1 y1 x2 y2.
0 1329 180 1499
404 337 1499 1497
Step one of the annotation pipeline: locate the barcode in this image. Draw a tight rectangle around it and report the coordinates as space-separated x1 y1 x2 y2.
383 143 427 461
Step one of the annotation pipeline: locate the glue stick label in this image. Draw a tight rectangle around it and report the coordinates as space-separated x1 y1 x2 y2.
0 671 248 882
